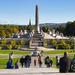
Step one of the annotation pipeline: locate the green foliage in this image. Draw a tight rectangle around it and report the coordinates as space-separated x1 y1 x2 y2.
50 39 69 49
66 44 70 49
9 40 16 46
66 39 74 49
6 45 12 50
19 40 25 45
57 40 70 49
19 25 27 30
42 25 50 32
55 25 65 34
44 41 48 47
65 21 75 36
27 25 35 32
1 39 7 44
14 45 20 49
50 39 56 46
0 46 2 50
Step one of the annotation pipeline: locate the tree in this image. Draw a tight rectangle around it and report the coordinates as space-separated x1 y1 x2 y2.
27 25 35 32
42 25 50 32
50 39 56 47
65 21 75 36
9 40 16 46
1 40 7 44
66 39 74 49
14 45 20 49
57 40 70 49
55 25 65 34
44 41 48 47
0 27 6 38
19 40 25 45
12 27 19 34
7 45 12 50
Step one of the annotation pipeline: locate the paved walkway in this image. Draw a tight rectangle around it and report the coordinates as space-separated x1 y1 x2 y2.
0 67 74 75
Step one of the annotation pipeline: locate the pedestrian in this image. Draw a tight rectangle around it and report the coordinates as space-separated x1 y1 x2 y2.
50 58 53 67
56 56 59 67
20 56 24 68
59 52 71 73
38 55 42 67
9 52 14 63
24 54 31 68
15 60 20 69
45 56 51 68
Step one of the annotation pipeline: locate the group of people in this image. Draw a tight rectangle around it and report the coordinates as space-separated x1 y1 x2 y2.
7 52 21 69
6 51 75 73
7 52 31 69
20 54 31 68
56 52 75 73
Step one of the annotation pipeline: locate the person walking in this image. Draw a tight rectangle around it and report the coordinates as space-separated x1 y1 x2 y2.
59 52 71 73
9 52 14 63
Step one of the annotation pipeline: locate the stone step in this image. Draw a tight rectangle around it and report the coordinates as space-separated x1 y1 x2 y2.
0 68 74 75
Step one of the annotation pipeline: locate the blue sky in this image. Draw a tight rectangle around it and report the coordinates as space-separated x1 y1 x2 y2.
0 0 75 25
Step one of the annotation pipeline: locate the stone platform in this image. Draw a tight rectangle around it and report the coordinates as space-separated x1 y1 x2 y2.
0 68 75 75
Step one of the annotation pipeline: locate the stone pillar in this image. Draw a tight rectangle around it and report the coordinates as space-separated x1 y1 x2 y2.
35 5 40 33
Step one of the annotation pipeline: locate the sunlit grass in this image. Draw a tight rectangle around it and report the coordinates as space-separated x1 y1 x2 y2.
0 50 31 54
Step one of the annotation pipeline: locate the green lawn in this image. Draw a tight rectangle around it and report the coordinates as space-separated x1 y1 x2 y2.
0 58 20 69
0 50 31 54
44 49 74 54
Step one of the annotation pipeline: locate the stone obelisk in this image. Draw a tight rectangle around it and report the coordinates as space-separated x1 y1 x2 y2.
35 5 40 33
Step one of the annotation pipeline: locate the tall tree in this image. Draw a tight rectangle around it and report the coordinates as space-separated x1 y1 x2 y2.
65 21 75 36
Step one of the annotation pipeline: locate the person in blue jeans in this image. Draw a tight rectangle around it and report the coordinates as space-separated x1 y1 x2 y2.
7 60 14 69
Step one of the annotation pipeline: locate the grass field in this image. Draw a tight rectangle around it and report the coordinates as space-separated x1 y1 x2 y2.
44 49 74 54
0 50 31 54
0 49 75 69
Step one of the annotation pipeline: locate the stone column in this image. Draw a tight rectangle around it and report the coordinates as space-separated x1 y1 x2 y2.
35 5 40 33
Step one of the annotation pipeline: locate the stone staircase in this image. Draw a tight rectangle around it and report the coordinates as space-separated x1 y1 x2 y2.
29 32 44 49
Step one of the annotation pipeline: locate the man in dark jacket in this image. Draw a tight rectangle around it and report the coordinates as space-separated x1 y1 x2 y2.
20 56 24 68
59 52 71 73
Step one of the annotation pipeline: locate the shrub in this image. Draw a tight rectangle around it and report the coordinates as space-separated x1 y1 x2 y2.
44 41 48 47
6 45 12 50
14 45 20 49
